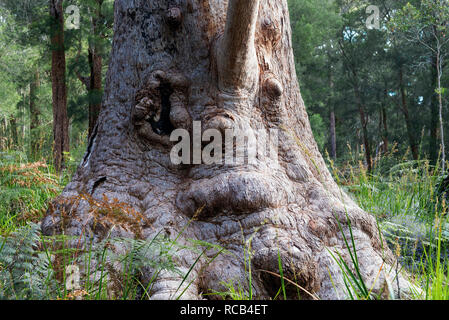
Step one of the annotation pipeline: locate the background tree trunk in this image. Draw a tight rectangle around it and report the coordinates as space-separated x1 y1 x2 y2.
398 66 419 161
381 84 389 154
88 44 103 138
429 54 439 165
87 0 104 138
353 81 372 172
30 68 41 157
328 64 337 160
9 115 18 147
43 0 413 300
436 49 446 173
329 108 337 160
50 0 69 172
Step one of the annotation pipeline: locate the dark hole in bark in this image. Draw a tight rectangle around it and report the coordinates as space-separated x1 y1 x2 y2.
127 9 136 21
83 123 98 165
92 176 107 194
147 83 175 136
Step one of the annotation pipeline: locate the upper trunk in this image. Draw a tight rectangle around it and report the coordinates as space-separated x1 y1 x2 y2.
216 0 260 93
43 0 414 300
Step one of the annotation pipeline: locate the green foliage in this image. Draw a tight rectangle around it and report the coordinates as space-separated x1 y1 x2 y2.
328 150 449 300
0 0 114 160
289 0 342 154
309 113 327 151
0 151 63 231
0 223 57 299
391 0 449 34
0 221 212 300
420 215 449 300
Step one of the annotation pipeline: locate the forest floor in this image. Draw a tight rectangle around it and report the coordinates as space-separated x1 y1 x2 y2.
0 148 448 300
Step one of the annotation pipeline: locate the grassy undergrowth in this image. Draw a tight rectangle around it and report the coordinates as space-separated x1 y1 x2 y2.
328 148 449 300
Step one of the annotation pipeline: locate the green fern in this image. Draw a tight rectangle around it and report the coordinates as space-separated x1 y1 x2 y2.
0 223 58 299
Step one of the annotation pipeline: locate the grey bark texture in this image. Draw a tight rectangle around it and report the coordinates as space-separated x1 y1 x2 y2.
42 0 415 300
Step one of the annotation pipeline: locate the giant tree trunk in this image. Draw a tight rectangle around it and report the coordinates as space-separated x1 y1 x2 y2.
42 0 414 300
50 0 69 172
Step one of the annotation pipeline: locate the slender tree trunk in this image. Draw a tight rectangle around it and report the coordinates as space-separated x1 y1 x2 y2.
2 117 8 149
50 0 69 172
375 91 384 159
0 117 5 150
398 66 419 161
88 45 103 137
436 50 446 173
381 106 388 152
74 0 104 138
74 43 103 138
429 54 439 165
328 64 337 160
87 0 104 138
43 0 414 300
9 116 18 147
353 81 372 172
30 69 41 157
329 108 337 160
381 85 389 153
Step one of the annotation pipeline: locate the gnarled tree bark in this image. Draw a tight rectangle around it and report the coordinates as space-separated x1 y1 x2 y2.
43 0 414 300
